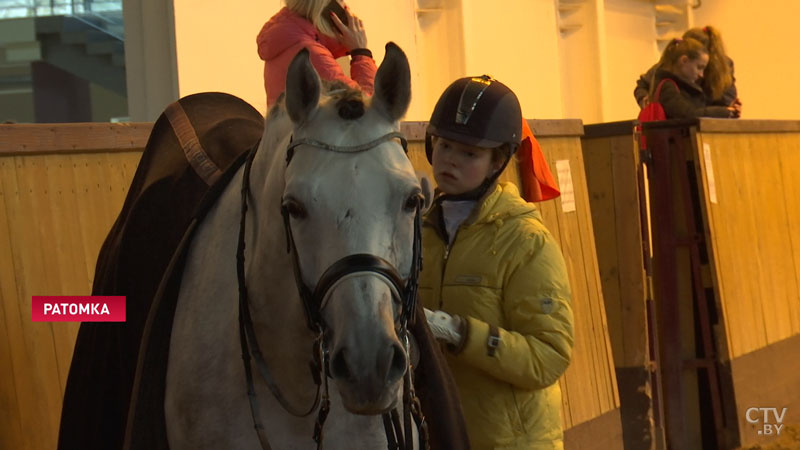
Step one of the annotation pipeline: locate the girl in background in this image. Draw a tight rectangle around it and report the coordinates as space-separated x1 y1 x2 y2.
649 37 740 119
257 0 376 107
634 26 740 112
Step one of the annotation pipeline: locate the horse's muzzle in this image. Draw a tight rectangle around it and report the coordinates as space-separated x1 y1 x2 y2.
329 336 407 414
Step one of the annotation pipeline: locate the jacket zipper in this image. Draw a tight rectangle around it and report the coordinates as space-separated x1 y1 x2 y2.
439 229 459 310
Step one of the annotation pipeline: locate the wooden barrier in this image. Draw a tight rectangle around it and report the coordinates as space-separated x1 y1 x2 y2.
677 120 800 357
644 119 800 450
582 121 665 450
583 118 800 450
0 123 150 450
0 120 621 449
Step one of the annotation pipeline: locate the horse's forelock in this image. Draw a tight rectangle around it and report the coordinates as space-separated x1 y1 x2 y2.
272 80 365 121
320 80 365 120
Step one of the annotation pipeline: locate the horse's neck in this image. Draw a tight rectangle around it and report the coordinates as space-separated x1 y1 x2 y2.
242 121 320 403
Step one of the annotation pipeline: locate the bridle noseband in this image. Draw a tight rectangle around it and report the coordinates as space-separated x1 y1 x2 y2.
236 130 428 450
280 136 421 331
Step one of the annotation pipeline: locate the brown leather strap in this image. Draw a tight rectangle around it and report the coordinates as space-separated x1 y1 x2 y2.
487 325 500 357
164 101 223 186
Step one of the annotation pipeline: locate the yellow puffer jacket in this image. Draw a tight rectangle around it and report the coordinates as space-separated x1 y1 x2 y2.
420 182 574 450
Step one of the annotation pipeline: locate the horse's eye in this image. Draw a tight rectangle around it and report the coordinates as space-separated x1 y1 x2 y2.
282 199 307 219
404 194 422 212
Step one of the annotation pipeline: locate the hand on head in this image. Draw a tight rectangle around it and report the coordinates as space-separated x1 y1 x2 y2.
329 4 368 51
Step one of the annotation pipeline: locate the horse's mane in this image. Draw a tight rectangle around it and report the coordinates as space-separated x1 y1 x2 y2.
268 80 365 121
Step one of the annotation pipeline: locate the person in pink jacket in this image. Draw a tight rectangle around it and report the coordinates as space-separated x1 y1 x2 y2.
257 0 377 107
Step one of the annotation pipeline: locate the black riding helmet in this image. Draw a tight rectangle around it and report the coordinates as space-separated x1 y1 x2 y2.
425 75 522 163
426 75 523 200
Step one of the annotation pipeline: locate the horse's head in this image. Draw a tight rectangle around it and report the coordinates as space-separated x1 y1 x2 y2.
280 43 426 414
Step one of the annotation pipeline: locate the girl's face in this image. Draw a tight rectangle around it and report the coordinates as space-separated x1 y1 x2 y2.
431 136 502 195
677 52 709 84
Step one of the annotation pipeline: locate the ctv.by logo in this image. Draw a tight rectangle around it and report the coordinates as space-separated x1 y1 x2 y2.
746 407 787 436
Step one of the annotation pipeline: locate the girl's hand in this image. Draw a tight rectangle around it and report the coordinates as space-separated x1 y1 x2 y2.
424 308 464 346
330 6 368 52
729 98 742 118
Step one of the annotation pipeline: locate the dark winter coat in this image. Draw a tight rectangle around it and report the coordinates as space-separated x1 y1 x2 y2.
650 69 733 119
634 59 737 108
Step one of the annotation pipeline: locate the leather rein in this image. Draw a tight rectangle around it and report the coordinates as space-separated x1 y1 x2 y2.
236 131 429 450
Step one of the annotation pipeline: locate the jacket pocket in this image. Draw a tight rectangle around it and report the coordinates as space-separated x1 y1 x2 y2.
441 284 502 324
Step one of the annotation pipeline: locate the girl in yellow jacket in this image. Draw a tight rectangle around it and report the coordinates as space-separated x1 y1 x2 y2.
420 75 575 450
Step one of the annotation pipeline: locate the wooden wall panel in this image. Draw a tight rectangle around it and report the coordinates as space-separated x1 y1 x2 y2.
582 137 624 365
585 118 800 449
695 132 800 359
581 134 648 368
608 136 647 366
43 155 90 390
0 160 27 450
582 127 656 450
777 135 800 336
554 137 619 423
0 143 144 450
1 157 63 449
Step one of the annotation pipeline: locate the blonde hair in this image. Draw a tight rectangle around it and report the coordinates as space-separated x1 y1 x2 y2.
284 0 338 37
683 26 732 101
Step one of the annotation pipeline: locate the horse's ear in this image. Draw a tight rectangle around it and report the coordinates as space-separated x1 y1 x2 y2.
285 48 321 124
373 42 411 122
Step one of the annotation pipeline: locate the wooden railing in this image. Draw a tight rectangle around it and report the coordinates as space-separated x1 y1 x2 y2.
583 118 800 450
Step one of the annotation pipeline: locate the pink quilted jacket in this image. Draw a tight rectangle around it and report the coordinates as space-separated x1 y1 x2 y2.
257 7 377 107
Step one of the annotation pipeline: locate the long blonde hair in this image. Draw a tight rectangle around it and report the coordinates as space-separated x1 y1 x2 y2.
284 0 338 37
683 26 733 101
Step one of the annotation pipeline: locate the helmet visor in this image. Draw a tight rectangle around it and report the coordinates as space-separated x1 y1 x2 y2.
427 124 505 149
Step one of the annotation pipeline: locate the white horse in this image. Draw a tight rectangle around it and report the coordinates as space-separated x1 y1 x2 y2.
165 43 430 449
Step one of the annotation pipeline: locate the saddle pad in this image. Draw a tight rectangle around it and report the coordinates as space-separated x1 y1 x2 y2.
58 92 265 450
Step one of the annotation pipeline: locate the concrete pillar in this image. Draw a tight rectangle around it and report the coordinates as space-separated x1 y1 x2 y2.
122 0 179 121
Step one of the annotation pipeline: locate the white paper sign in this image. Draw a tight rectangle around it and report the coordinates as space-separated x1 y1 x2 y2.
555 159 576 213
703 143 718 204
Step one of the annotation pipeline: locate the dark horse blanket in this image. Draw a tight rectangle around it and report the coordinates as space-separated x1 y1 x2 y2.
57 92 469 450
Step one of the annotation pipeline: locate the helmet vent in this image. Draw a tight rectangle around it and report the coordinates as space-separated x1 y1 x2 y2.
455 75 493 125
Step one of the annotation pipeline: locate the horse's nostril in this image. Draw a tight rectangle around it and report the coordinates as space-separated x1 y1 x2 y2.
330 349 352 382
386 342 407 384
